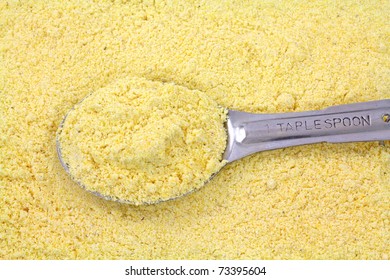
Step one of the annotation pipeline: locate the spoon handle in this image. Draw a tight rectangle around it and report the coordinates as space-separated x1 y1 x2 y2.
225 99 390 162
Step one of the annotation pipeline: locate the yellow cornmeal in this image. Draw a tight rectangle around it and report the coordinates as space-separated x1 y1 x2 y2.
57 78 227 204
0 0 389 259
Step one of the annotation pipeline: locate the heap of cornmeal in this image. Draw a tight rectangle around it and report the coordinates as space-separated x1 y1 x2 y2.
57 78 227 204
0 0 389 259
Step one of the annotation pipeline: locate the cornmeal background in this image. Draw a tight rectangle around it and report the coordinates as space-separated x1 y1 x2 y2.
0 0 389 259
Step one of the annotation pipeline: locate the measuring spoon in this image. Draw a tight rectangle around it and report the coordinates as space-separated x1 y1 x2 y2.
57 99 390 204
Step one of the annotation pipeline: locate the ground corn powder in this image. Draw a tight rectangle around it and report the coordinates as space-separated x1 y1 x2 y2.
57 77 227 204
0 0 389 259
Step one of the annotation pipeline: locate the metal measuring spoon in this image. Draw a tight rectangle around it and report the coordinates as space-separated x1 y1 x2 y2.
57 99 390 205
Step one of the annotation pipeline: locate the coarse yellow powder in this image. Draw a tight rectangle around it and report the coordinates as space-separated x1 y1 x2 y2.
57 77 227 204
0 0 389 259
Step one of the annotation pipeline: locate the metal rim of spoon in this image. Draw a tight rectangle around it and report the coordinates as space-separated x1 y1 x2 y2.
57 99 390 205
